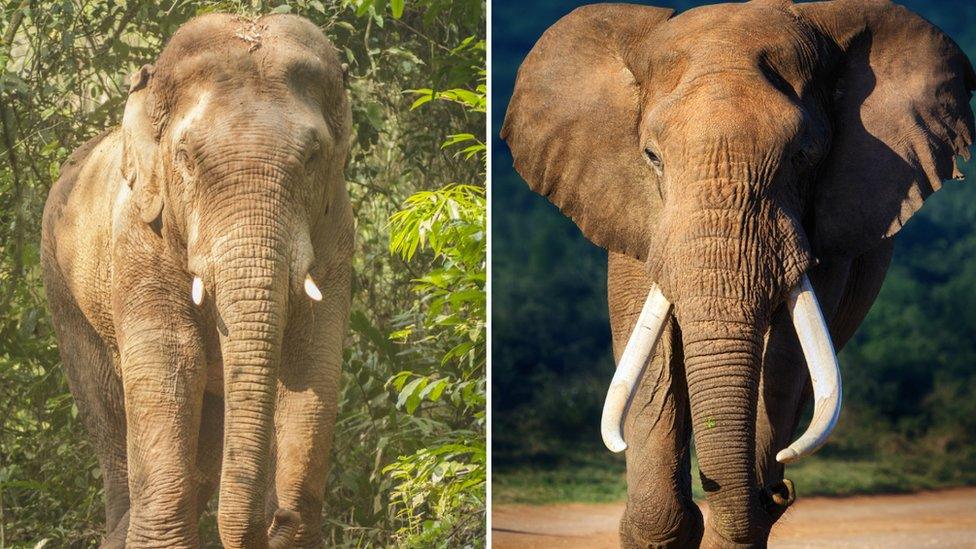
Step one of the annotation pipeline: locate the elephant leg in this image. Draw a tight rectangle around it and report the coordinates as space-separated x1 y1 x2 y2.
609 252 702 548
754 241 893 527
195 391 224 520
268 274 348 548
753 258 852 531
116 300 207 548
269 342 341 547
753 306 812 521
101 510 129 549
45 283 130 541
620 324 700 548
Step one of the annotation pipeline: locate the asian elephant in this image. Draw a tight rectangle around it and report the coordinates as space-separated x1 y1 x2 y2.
502 0 973 547
41 13 353 548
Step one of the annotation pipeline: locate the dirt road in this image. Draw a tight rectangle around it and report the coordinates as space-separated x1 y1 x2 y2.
493 487 976 548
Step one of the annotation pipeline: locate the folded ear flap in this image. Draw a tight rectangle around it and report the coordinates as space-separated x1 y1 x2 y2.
800 0 975 259
501 5 673 261
121 64 164 225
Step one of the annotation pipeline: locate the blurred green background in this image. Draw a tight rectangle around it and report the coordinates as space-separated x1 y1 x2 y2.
1 0 485 546
492 0 976 504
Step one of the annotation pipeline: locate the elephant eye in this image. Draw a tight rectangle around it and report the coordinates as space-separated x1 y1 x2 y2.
644 147 663 174
791 139 823 171
305 140 323 172
791 148 812 170
306 148 321 168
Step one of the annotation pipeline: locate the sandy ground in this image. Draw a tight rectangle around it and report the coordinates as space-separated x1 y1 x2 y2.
492 487 976 548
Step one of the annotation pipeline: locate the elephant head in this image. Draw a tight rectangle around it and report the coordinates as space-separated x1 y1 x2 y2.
119 14 351 547
502 0 973 544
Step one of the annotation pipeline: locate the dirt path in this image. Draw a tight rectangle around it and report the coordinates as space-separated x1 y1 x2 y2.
492 487 976 548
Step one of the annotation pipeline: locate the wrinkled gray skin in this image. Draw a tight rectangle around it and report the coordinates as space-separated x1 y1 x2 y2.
41 14 353 548
502 0 974 547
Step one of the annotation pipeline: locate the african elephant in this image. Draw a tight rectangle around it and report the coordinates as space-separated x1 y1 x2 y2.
40 13 352 548
502 0 973 547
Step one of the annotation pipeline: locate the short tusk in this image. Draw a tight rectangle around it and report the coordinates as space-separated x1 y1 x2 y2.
191 276 204 305
777 274 843 464
304 274 323 301
601 284 672 453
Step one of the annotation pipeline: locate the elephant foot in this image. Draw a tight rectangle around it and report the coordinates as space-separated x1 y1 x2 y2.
700 528 764 549
619 501 704 548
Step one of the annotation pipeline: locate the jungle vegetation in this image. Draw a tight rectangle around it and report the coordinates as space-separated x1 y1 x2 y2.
0 0 485 546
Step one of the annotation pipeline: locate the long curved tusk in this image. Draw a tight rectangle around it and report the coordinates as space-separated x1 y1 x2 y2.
304 274 323 301
777 274 843 464
191 276 204 305
601 284 672 453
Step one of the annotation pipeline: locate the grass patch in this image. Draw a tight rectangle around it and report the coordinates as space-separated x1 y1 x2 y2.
493 455 627 504
493 451 976 505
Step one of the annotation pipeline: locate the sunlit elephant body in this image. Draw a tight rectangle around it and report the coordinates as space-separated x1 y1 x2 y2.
503 0 973 547
41 14 353 548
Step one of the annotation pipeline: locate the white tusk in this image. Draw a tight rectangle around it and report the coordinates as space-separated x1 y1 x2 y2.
191 276 204 305
304 274 323 301
601 284 672 453
777 274 843 464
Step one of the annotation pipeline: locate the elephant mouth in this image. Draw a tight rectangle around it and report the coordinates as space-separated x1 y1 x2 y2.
600 273 842 464
187 270 324 307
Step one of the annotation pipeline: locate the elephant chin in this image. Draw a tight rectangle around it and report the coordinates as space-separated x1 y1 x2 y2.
600 274 843 463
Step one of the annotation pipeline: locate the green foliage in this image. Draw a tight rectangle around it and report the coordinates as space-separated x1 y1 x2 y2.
381 78 486 548
0 0 484 546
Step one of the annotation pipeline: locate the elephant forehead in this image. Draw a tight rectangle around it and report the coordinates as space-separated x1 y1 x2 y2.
156 14 340 72
650 2 822 91
149 14 344 109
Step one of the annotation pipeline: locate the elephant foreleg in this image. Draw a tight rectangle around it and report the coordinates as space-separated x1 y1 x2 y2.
269 364 340 548
754 307 811 514
619 322 700 548
754 241 893 527
609 252 702 548
115 277 208 547
195 391 224 518
754 258 852 526
268 273 348 548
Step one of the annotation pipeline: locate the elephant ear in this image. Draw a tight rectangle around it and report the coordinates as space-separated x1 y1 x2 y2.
801 0 975 259
121 64 164 225
500 4 673 260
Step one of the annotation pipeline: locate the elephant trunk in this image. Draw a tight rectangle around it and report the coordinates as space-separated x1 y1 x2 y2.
670 220 772 544
206 187 297 548
681 303 764 544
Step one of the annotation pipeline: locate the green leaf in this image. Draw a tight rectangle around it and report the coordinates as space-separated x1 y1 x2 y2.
409 95 431 110
391 0 404 18
420 378 449 402
396 376 427 411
